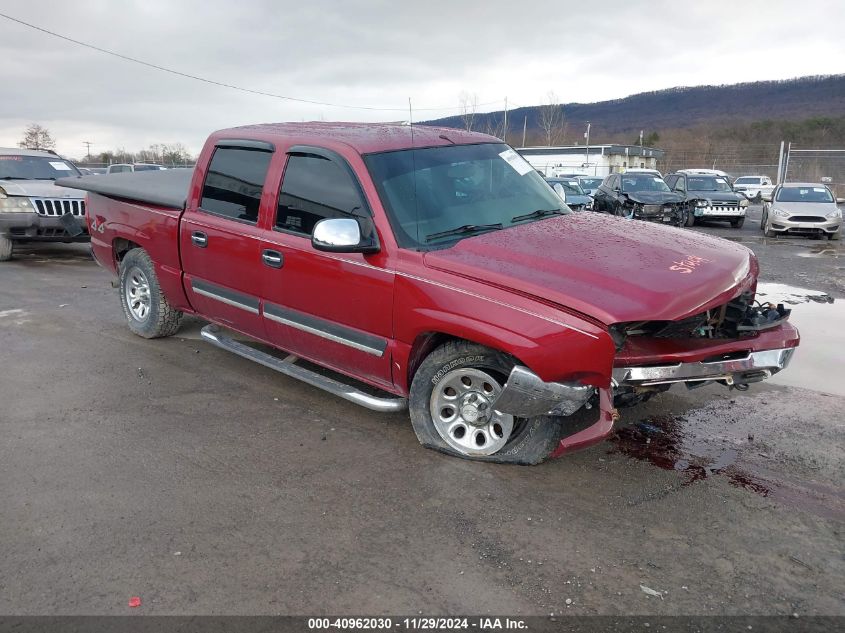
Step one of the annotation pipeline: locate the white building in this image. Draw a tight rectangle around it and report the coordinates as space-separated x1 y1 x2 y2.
517 144 665 178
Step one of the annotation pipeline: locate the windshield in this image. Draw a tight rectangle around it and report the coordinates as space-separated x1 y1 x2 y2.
734 177 760 185
620 175 670 193
365 143 570 248
0 154 81 180
546 179 585 195
578 178 602 190
134 164 162 171
687 176 732 192
775 186 834 203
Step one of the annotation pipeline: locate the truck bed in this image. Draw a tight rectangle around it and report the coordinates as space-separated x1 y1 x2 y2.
56 169 193 209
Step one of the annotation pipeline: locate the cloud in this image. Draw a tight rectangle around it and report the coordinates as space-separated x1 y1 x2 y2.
1 0 843 158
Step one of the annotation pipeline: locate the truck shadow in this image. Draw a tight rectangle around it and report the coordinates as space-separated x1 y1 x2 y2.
9 242 94 265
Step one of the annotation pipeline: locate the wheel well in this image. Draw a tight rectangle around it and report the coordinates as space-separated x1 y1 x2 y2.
406 332 458 387
405 332 523 388
113 238 141 265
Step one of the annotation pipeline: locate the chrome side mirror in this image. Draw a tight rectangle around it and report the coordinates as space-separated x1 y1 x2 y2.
311 217 380 254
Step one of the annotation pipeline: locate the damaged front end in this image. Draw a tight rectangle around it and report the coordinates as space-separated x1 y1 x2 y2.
626 202 684 226
609 290 798 406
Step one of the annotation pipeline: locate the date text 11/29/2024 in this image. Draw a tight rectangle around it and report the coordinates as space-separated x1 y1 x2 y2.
308 617 527 630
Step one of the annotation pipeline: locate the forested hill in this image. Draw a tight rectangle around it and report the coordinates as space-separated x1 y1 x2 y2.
423 75 845 140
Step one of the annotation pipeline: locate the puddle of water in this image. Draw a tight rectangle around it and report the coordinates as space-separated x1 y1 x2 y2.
755 282 844 396
796 247 840 258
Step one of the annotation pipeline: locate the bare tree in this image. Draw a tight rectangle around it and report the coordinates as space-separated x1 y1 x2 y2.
18 124 56 151
538 92 565 146
458 91 478 132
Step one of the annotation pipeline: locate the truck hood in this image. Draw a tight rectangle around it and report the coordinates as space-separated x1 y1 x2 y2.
423 213 755 325
565 194 592 207
0 179 85 198
689 191 743 203
623 191 684 205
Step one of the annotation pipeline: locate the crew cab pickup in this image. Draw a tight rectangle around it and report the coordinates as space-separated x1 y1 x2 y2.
57 123 800 465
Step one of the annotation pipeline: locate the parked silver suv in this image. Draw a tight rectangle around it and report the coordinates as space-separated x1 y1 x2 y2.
761 183 841 240
0 147 88 261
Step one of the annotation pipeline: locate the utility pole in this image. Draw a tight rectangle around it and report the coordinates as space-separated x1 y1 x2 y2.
83 141 92 162
783 142 792 182
522 116 527 148
584 122 591 174
503 97 508 144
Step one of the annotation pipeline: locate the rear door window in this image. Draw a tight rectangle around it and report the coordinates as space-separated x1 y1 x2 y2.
200 147 272 224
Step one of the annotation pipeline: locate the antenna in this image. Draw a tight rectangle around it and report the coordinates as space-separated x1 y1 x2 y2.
408 97 419 246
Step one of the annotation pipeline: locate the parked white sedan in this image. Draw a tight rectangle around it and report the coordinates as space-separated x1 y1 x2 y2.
761 183 841 240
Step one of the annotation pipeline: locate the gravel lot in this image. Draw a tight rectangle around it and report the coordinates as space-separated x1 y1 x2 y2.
0 205 842 616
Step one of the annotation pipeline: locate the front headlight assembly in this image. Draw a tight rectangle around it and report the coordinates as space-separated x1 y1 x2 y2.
771 208 790 218
0 197 34 213
826 208 842 219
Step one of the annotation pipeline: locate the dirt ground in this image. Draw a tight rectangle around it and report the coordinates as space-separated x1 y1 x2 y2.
0 205 842 616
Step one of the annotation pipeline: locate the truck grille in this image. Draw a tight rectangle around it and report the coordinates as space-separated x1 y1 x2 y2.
32 198 86 217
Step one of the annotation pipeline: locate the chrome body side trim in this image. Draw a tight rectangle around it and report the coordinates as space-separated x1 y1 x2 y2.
263 303 387 357
190 280 260 315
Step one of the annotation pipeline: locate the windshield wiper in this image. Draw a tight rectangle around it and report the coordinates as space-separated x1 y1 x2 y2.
511 208 565 223
425 223 503 242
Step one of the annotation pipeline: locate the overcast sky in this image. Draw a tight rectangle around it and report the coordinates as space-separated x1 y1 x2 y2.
1 0 843 158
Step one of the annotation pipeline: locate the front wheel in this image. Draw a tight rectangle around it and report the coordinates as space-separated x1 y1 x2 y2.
731 217 745 229
685 207 696 227
119 248 183 338
409 341 565 465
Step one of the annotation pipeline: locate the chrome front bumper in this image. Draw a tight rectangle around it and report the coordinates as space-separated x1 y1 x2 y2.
612 347 796 387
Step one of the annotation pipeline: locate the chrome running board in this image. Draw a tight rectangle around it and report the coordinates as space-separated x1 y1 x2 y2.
200 325 407 413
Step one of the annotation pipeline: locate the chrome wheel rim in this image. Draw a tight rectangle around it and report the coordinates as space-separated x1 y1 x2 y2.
124 266 151 322
429 367 514 456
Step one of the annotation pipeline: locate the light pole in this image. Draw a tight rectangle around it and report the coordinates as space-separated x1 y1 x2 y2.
83 141 92 163
584 122 591 174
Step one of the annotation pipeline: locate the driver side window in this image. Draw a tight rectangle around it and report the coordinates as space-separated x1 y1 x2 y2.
275 153 366 237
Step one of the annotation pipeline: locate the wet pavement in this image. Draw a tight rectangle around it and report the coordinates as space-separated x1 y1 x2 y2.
0 231 843 617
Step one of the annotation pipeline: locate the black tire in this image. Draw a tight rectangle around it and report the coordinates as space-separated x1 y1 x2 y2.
684 206 695 227
731 217 745 229
409 340 566 465
760 210 767 230
0 235 12 261
828 232 840 241
119 248 183 338
764 227 777 238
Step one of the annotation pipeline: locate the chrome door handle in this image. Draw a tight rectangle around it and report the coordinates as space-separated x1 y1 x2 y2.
191 231 208 248
262 249 284 268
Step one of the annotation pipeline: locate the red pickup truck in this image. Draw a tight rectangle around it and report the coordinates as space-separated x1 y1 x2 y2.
58 123 799 465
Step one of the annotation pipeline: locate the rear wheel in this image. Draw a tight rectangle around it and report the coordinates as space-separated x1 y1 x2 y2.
119 248 183 338
0 235 12 261
409 341 565 465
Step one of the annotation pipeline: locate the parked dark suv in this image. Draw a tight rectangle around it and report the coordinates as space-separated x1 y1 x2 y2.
664 171 748 228
592 172 684 225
